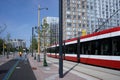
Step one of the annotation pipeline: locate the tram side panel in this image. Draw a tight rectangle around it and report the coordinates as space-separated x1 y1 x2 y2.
47 27 120 70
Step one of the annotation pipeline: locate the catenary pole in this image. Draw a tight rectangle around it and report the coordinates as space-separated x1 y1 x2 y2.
59 0 63 78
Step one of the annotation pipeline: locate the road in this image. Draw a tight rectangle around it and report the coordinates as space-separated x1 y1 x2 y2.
0 59 17 80
0 54 36 80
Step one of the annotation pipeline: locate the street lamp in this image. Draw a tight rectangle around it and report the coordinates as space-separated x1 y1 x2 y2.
37 5 48 62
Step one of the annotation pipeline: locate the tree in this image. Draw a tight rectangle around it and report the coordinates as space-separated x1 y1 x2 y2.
18 46 23 53
0 39 4 55
30 35 38 51
6 33 11 58
0 24 7 55
49 29 56 45
32 37 38 51
41 19 49 66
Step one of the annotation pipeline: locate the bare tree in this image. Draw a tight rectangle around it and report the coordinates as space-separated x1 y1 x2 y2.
0 24 7 35
6 32 11 58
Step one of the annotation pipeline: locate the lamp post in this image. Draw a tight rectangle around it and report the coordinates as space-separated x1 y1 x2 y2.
37 5 48 62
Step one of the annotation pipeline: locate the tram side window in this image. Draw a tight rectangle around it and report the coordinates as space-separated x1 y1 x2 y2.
81 43 85 54
81 43 88 54
95 40 101 55
81 41 95 55
113 37 120 56
85 42 89 55
50 48 55 53
67 45 76 54
101 39 111 55
91 41 96 55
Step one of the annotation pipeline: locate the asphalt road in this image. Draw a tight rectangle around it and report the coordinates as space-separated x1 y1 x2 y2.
9 59 36 80
0 59 17 80
0 56 36 80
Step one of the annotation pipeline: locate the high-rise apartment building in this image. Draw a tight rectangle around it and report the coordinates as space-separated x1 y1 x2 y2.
63 0 87 40
62 0 120 40
87 0 120 33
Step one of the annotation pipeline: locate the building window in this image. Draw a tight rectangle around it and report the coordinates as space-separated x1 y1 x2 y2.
91 6 93 10
82 24 85 27
67 31 71 35
78 15 81 20
82 12 84 16
82 1 84 4
67 0 70 3
67 7 71 11
67 22 72 27
77 4 80 8
72 7 75 12
66 19 72 22
67 14 71 19
73 15 76 19
73 23 76 27
82 5 85 9
102 11 104 14
87 5 89 9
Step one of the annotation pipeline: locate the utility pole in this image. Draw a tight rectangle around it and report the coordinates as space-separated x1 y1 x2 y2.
59 0 63 78
32 27 34 57
37 5 48 62
77 37 80 63
37 5 40 62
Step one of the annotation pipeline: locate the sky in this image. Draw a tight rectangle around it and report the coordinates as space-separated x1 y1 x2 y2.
0 0 59 47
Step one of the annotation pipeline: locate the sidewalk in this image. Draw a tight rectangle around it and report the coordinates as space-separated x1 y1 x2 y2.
0 54 14 66
28 54 85 80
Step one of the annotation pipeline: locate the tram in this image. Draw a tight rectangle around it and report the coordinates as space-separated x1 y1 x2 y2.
47 26 120 70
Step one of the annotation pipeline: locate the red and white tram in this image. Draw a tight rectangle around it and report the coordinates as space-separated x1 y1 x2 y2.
47 26 120 70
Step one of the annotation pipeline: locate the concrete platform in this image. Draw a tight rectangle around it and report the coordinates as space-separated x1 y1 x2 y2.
28 53 120 80
28 54 85 80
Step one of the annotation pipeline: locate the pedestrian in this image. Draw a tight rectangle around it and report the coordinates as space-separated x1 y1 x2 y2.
19 52 22 57
24 52 28 64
